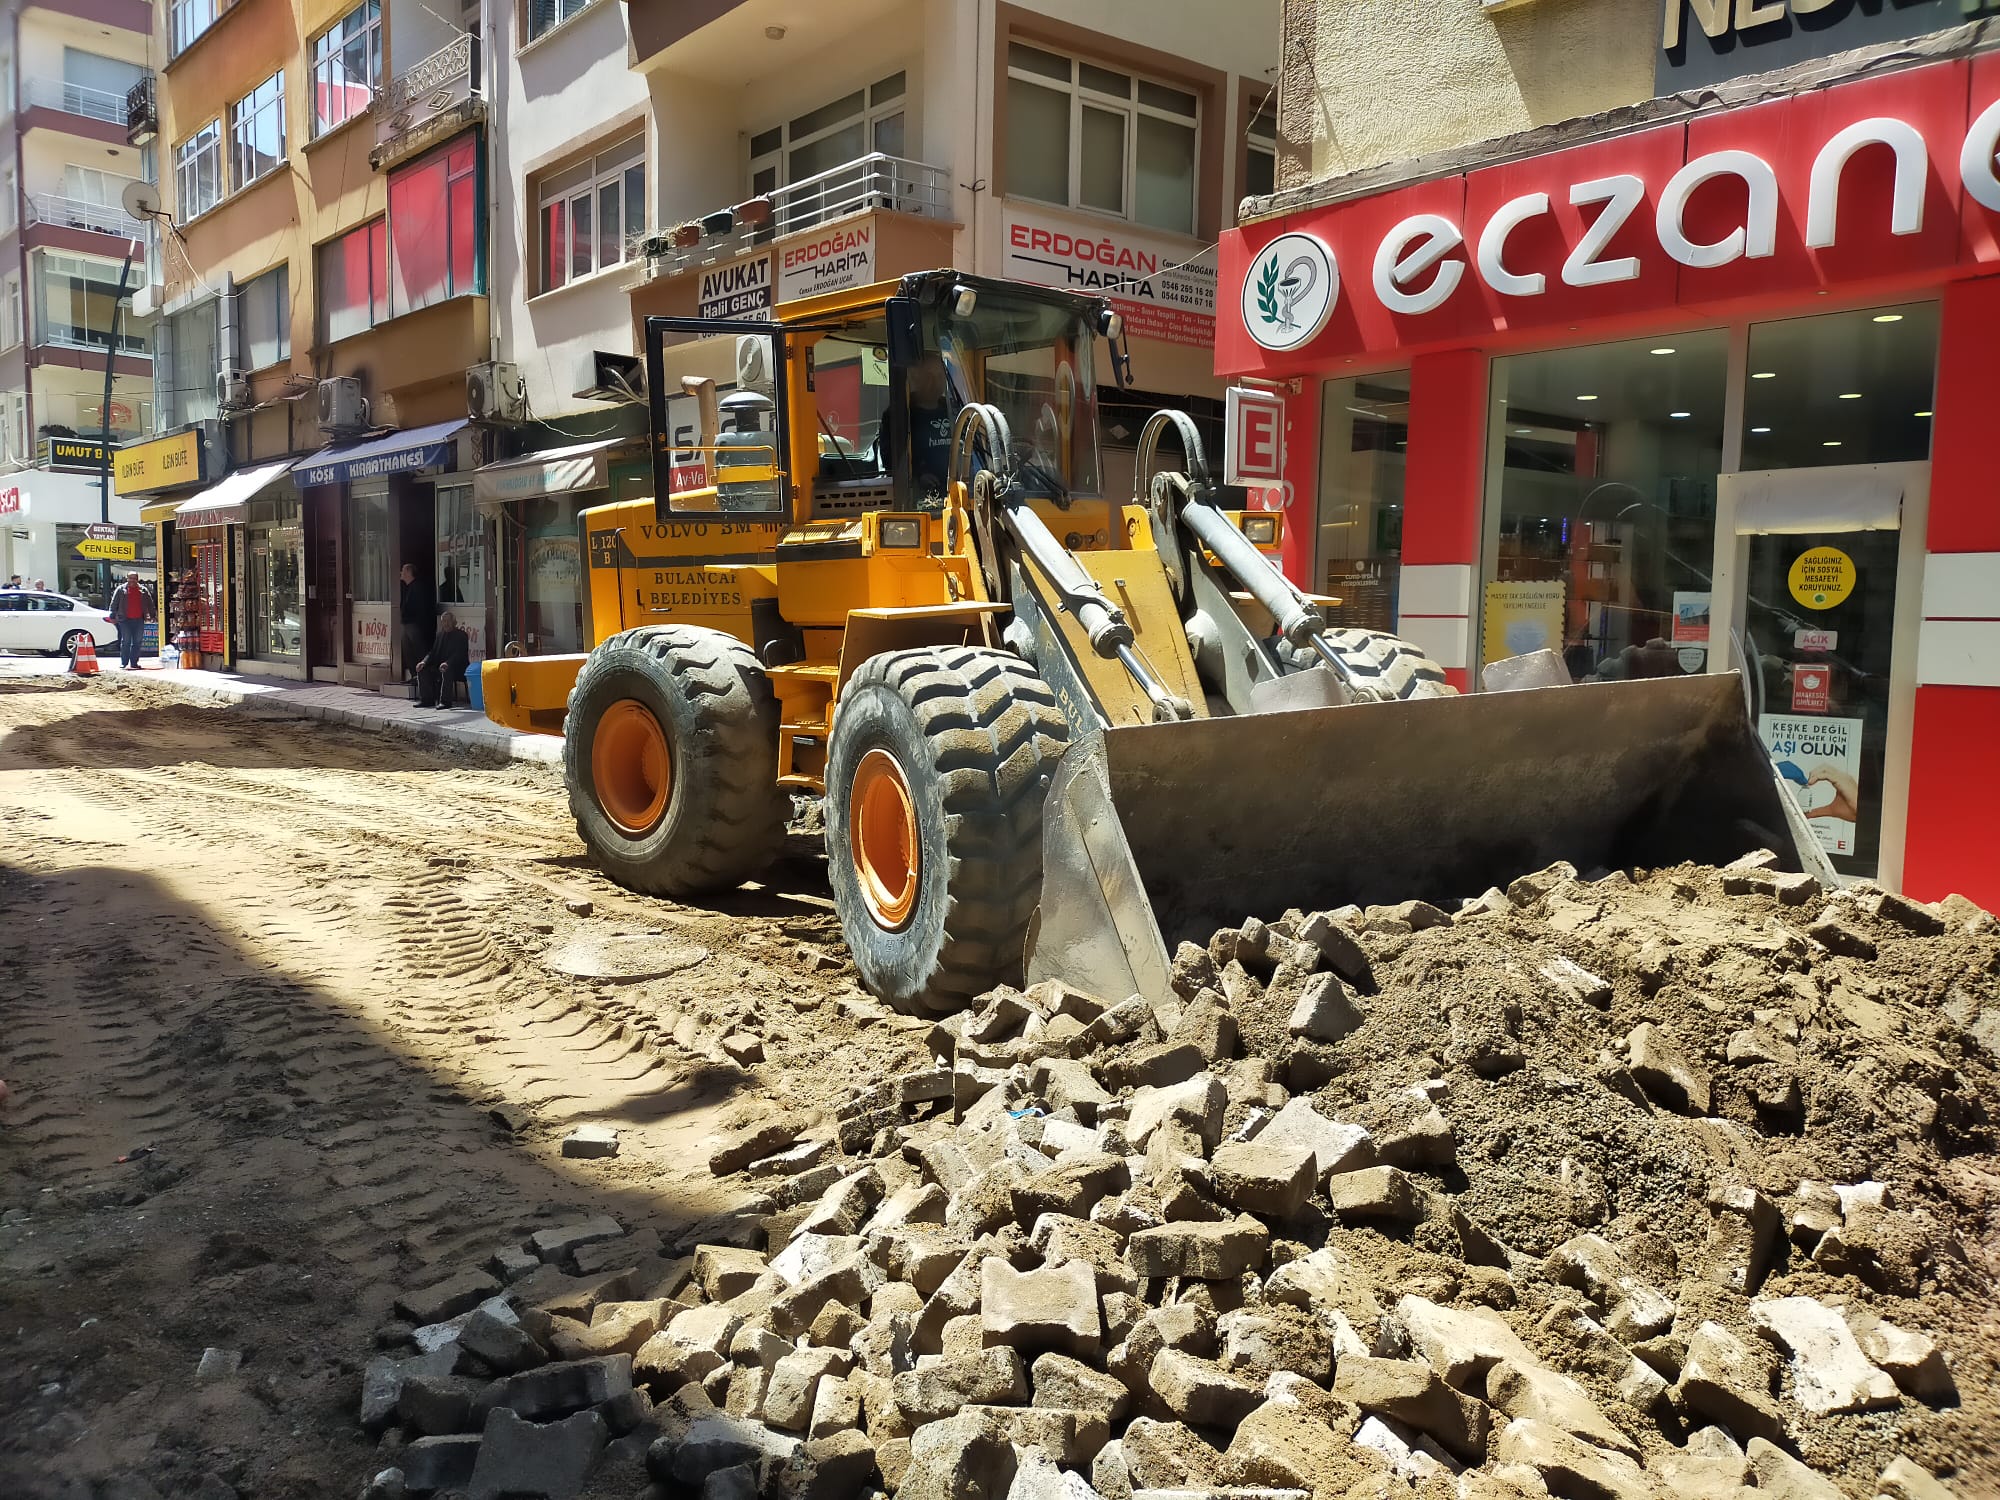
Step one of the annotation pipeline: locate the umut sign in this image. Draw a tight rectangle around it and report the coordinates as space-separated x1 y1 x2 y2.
1222 59 2000 366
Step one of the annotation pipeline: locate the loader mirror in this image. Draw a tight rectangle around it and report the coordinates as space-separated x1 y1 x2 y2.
885 297 922 366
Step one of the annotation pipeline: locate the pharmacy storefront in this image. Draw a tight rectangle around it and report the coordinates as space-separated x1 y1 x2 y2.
1218 47 2000 907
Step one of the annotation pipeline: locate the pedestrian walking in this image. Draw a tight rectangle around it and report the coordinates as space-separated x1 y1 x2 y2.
414 611 471 709
108 570 148 670
399 562 435 677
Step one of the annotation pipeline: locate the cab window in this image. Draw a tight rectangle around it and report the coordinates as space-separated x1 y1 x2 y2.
809 329 893 485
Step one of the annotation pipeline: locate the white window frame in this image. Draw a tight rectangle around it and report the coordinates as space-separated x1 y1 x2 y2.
0 275 19 351
311 1 381 139
527 0 592 44
538 135 645 293
748 71 907 196
1005 42 1201 235
174 119 223 221
236 264 289 370
229 71 286 190
0 167 13 234
4 391 27 464
170 0 218 58
1245 97 1276 207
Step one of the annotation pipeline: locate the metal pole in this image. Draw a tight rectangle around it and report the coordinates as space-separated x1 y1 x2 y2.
97 238 139 603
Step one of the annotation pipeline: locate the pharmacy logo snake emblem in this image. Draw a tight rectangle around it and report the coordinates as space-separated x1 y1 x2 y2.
1242 232 1338 352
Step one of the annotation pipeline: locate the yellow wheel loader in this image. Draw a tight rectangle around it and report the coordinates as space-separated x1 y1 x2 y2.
484 271 1814 1014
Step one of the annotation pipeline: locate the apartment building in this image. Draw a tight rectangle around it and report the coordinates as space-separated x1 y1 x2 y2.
458 0 1278 660
0 0 157 596
1216 0 2000 905
121 0 491 681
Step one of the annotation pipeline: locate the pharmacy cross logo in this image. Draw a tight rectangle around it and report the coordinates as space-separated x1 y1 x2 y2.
1242 232 1338 351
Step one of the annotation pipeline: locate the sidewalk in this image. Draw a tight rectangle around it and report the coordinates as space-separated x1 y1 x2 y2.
0 654 563 765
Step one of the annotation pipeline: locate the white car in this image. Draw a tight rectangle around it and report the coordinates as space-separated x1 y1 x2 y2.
0 590 121 657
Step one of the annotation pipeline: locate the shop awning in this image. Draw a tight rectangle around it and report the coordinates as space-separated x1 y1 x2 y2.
472 438 623 512
138 499 183 525
294 419 469 489
175 459 297 529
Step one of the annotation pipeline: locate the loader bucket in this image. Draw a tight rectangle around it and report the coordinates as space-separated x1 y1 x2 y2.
1026 672 1810 1006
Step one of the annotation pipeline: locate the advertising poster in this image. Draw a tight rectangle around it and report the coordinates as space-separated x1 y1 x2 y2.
1760 713 1864 857
1482 580 1566 663
1791 664 1831 714
351 601 392 664
1671 590 1711 644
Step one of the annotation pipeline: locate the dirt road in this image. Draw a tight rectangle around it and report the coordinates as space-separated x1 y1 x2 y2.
0 674 923 1499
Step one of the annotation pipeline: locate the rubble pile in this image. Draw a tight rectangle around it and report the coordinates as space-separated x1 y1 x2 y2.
352 859 2000 1500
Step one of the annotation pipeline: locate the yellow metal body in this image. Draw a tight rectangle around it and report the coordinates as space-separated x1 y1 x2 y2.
481 275 1289 791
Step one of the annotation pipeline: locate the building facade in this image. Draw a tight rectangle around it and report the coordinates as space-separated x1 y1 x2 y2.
1218 5 2000 907
124 0 491 679
0 0 156 596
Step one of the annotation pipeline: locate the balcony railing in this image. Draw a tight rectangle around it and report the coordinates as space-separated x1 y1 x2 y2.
38 329 151 359
645 153 952 279
127 77 157 146
370 34 482 170
24 79 137 127
27 194 147 241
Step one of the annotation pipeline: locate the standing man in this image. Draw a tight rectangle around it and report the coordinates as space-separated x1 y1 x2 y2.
398 562 435 680
108 570 147 670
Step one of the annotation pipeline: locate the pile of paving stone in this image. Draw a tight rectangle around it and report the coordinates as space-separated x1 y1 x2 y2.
354 856 2000 1500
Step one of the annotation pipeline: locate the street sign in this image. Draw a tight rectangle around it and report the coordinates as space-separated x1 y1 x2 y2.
74 537 137 561
1224 385 1287 487
84 522 119 540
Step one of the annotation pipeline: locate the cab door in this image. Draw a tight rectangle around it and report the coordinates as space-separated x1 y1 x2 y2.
0 593 25 650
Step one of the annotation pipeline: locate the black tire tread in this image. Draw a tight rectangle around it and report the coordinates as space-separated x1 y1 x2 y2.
563 624 784 896
1282 627 1455 702
832 645 1068 1014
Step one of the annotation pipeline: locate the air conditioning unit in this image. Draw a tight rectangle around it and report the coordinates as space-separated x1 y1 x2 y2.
216 369 249 410
318 375 369 434
467 361 525 423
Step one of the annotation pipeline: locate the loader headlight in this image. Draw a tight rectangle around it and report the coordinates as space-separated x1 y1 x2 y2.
1240 514 1279 547
879 517 923 549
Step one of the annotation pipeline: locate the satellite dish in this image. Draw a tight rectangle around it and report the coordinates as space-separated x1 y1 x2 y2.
121 179 163 219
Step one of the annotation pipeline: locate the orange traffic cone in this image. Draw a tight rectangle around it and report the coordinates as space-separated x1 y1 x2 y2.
72 636 99 676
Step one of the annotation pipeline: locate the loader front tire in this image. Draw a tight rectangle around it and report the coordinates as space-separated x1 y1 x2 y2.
564 625 785 896
825 647 1069 1016
1281 627 1455 702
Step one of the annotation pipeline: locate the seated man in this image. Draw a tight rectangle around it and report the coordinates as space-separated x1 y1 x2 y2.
415 610 471 709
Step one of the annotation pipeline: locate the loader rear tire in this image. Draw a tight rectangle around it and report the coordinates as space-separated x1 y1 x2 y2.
825 646 1069 1016
1281 627 1455 702
564 625 785 896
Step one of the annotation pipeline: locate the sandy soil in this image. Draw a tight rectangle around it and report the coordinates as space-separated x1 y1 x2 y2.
0 675 924 1499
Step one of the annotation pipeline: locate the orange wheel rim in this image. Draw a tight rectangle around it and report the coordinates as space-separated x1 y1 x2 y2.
850 747 919 930
592 700 672 836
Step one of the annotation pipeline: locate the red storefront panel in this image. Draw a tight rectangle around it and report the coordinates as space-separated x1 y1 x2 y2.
1904 685 2000 908
1964 54 2000 266
1217 57 2000 377
1460 125 1687 336
1675 63 1969 306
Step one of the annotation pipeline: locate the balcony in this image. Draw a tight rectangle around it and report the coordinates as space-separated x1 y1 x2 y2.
127 76 157 146
644 153 951 280
370 34 484 173
28 194 147 243
21 78 145 144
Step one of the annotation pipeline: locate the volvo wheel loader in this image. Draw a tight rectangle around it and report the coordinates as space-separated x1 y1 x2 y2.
483 270 1812 1015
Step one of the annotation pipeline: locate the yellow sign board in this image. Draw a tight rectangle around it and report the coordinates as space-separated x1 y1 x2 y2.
114 428 205 496
74 537 138 561
1788 546 1856 610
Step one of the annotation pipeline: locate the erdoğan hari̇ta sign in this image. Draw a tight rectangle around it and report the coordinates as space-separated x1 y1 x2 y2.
1002 206 1217 348
1222 57 2000 367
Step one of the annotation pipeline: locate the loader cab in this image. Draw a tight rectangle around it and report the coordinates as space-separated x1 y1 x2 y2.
644 273 1124 524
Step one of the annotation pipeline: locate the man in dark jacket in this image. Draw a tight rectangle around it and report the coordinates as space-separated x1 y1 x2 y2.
415 610 471 709
399 562 435 674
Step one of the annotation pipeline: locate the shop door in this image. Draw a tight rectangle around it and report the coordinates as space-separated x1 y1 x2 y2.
1714 464 1926 886
307 490 339 673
